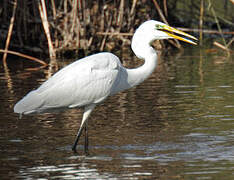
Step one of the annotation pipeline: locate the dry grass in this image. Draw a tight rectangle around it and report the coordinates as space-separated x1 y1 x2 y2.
0 0 233 63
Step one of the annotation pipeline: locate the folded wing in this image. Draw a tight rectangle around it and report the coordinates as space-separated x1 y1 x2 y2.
14 53 121 114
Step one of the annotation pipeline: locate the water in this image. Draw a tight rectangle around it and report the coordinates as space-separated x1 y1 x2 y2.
0 47 234 179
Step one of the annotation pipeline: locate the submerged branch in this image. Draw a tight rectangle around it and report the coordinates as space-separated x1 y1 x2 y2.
0 49 48 66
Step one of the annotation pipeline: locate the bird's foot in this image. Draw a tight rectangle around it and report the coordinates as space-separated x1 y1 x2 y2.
72 145 78 153
84 148 89 156
72 145 89 156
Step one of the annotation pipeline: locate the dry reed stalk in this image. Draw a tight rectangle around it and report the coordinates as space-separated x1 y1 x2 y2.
2 0 17 66
22 1 27 41
81 0 89 31
208 0 227 47
63 0 69 47
16 1 23 46
152 0 168 25
199 0 204 45
213 41 230 52
100 5 105 32
71 0 80 50
117 0 124 32
208 0 230 56
130 0 137 15
51 0 58 47
128 0 137 29
152 0 181 48
163 0 168 17
177 28 234 35
0 49 48 66
76 16 81 50
227 37 234 48
100 15 113 51
46 58 58 79
32 1 39 41
71 0 78 35
38 0 56 59
50 0 57 18
97 32 133 36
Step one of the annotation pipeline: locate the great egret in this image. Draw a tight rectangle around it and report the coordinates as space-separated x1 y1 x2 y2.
14 20 197 153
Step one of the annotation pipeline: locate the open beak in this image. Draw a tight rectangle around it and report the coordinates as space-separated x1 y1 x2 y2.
161 25 197 45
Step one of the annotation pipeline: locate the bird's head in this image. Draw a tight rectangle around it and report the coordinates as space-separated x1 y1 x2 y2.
131 20 197 59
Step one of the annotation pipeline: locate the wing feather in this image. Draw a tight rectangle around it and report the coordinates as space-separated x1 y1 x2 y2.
14 52 121 114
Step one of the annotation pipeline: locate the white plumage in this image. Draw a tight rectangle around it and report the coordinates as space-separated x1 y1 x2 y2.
14 53 121 114
14 20 197 153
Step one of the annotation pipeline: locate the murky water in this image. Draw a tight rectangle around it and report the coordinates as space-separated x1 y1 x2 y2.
1 47 234 179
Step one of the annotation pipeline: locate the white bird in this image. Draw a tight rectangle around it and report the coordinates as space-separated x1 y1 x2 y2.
14 20 197 153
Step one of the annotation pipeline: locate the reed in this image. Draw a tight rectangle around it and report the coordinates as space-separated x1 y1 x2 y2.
0 0 233 63
38 0 56 59
2 0 17 67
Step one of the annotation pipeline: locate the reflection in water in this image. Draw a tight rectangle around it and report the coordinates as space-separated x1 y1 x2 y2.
19 163 110 179
0 48 234 179
3 64 13 94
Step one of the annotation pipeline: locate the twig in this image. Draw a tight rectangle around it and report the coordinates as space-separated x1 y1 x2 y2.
2 0 17 66
38 0 56 59
213 41 231 53
227 37 234 48
97 32 133 36
213 42 229 51
97 29 232 37
163 0 168 17
0 49 47 66
208 0 227 47
208 0 230 56
152 0 168 25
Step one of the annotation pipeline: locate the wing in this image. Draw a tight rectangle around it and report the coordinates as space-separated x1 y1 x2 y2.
14 52 122 114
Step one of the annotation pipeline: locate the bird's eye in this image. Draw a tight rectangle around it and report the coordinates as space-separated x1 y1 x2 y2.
155 24 164 30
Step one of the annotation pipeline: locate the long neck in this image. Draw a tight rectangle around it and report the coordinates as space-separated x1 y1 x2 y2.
126 45 158 88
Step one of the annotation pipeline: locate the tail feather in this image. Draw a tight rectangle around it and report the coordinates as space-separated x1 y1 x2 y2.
14 90 44 114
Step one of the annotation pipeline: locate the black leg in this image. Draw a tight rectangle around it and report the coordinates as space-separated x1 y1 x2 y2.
71 104 95 153
72 126 84 153
84 122 89 155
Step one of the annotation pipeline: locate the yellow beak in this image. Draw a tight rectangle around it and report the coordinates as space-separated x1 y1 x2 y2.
161 25 197 45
